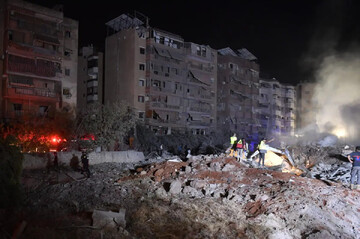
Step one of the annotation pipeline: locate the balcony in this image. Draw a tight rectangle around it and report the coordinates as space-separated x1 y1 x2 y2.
8 55 57 78
87 94 98 102
285 102 295 108
87 80 98 87
6 86 60 101
88 67 98 77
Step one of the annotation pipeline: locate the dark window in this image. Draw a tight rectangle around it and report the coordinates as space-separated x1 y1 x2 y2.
13 104 22 116
39 106 48 116
65 30 71 38
138 96 144 102
139 64 145 71
65 68 70 76
140 47 145 54
139 112 144 118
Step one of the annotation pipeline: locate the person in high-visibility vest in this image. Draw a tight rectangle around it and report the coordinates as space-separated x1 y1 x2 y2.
236 138 243 161
257 138 273 167
258 139 267 167
229 133 237 157
236 138 247 161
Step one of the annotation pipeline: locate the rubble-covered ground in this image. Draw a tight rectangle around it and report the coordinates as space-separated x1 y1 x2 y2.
1 146 360 239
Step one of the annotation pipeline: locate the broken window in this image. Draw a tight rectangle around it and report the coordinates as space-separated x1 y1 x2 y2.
64 50 71 57
63 88 71 96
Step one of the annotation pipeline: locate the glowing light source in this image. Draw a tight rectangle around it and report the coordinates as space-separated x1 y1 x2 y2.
333 127 347 138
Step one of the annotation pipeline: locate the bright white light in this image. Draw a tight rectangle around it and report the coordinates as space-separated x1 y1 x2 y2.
333 127 347 138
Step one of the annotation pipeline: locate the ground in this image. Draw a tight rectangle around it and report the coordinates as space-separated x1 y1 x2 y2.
1 150 360 239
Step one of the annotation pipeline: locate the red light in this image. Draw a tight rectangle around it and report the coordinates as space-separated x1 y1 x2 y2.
51 136 60 145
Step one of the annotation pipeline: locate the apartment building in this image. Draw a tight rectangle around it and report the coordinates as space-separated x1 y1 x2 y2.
217 47 260 144
105 13 217 135
258 78 296 139
0 0 78 121
77 45 103 111
296 81 317 134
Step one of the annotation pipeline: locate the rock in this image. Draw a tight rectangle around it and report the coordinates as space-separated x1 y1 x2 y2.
169 180 182 195
155 187 168 199
92 209 126 229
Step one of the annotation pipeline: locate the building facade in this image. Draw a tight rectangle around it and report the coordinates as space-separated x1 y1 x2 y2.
77 45 103 111
0 0 78 121
217 47 260 145
295 81 316 134
258 78 296 140
105 14 217 135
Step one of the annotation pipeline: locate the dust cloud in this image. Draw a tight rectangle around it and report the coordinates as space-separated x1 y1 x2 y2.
312 52 360 144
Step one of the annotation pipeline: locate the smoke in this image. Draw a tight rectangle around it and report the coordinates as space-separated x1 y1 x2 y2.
297 0 360 145
312 52 360 144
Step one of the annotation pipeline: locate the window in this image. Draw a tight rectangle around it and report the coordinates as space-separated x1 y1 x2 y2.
138 95 145 102
196 46 201 56
65 30 71 38
39 106 48 116
139 63 145 71
63 88 71 96
139 112 144 119
140 47 145 54
65 68 70 76
8 31 13 40
64 50 71 57
139 79 145 87
13 104 22 116
201 47 206 57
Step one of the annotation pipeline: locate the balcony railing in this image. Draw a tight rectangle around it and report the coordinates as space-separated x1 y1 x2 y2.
14 87 58 98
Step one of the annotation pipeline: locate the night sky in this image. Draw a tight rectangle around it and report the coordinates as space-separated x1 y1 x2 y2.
27 0 360 85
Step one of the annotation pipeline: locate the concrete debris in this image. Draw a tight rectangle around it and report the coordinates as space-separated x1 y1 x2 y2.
92 209 126 229
5 145 360 238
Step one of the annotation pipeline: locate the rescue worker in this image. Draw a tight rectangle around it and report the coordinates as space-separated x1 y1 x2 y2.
81 151 90 178
257 138 274 167
236 138 243 161
229 133 237 157
347 146 360 190
241 138 248 160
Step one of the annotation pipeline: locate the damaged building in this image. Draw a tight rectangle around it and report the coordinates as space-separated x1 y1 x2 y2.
296 81 317 134
0 0 78 121
105 13 217 135
217 47 260 145
258 77 296 141
77 45 104 111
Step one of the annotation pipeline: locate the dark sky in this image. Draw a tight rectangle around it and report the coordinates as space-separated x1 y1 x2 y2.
27 0 360 85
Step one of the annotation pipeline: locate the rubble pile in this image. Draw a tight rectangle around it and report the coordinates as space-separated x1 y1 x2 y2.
5 150 359 239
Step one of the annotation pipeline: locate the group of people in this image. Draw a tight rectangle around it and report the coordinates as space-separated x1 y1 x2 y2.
229 133 248 161
228 133 273 167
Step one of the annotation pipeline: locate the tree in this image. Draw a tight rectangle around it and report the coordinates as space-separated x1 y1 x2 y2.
1 111 75 152
0 135 23 208
76 101 135 150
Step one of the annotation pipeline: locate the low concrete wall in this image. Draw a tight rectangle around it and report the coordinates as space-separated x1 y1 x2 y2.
23 150 145 169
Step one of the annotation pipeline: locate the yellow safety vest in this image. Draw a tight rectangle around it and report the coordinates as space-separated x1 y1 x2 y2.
230 136 237 144
258 140 266 150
